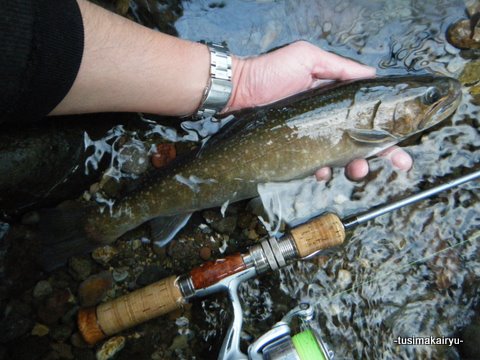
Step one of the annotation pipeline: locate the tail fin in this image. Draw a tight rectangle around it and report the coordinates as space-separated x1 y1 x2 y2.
37 203 97 271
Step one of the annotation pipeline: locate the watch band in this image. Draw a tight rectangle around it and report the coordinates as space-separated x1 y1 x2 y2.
196 43 233 118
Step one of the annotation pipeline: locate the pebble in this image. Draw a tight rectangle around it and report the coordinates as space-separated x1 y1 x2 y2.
92 246 118 266
51 343 74 360
151 143 176 168
96 336 125 360
130 238 142 251
447 19 480 50
314 255 329 268
78 271 113 307
237 212 253 229
118 140 149 175
37 289 72 325
68 257 92 281
337 269 353 290
199 247 212 261
31 323 50 337
112 267 129 283
70 332 89 349
33 280 53 299
211 216 237 235
247 228 259 241
169 334 189 351
49 324 73 342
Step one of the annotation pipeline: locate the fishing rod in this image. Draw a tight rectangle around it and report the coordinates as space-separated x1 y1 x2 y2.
77 168 480 359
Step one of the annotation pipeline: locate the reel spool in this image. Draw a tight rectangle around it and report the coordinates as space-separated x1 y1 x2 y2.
248 303 333 360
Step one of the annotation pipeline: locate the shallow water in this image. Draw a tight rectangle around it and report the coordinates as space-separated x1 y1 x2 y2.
174 0 480 359
1 1 478 359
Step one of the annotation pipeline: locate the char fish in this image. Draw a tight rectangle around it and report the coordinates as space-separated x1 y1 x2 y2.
39 76 461 269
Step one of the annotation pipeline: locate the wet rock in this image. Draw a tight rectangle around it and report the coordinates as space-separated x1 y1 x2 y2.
447 18 480 50
199 246 212 261
78 271 113 307
112 267 129 283
130 238 142 251
313 255 329 268
466 0 480 18
136 265 169 286
50 323 73 342
169 334 189 351
237 212 253 229
96 336 125 360
255 221 268 236
212 216 238 235
51 342 74 359
37 289 72 325
337 269 352 290
33 280 53 299
247 228 259 241
151 143 176 168
70 332 89 349
68 257 93 281
459 60 480 104
31 323 50 337
202 210 238 235
118 140 149 175
92 245 118 266
0 312 33 342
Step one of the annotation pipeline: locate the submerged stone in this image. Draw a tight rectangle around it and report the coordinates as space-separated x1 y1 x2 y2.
33 280 53 299
96 336 125 360
78 271 113 307
31 323 50 337
447 19 480 50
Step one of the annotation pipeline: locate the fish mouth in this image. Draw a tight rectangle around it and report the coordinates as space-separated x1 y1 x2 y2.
418 79 462 129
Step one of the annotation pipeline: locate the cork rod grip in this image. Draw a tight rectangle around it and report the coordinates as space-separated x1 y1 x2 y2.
78 275 183 345
290 213 345 258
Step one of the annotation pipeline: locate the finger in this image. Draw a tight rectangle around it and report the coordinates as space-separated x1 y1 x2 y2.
378 146 413 171
311 48 376 81
315 167 332 181
345 158 369 181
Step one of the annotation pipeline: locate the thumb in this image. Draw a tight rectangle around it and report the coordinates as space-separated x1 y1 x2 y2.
311 49 376 80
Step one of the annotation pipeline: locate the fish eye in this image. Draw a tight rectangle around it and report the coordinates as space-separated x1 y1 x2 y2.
423 87 441 105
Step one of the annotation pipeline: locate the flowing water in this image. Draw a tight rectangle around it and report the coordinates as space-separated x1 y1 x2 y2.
1 1 478 359
173 1 480 359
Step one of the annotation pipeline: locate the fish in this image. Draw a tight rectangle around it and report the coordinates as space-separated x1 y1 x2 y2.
38 75 461 270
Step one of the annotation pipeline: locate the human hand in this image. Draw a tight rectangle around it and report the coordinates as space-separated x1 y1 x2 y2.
225 41 413 181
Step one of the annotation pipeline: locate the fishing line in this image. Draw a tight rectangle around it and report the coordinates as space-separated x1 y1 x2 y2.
330 230 479 300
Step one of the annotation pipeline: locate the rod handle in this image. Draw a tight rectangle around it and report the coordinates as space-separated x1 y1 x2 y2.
78 275 184 345
290 213 345 258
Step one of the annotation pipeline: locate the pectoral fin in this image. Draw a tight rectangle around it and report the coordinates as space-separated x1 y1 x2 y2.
149 213 193 247
346 128 397 144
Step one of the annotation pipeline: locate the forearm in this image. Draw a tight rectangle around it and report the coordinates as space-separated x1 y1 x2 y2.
51 0 211 117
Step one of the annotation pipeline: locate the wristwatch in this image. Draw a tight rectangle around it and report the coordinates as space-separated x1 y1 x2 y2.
196 43 233 118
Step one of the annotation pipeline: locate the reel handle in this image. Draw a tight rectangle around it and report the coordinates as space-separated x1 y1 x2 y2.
77 275 183 345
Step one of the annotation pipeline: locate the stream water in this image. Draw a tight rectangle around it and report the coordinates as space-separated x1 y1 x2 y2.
173 1 480 359
1 1 478 360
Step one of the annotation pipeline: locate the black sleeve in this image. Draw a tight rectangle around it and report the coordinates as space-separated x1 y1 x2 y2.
0 0 84 124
